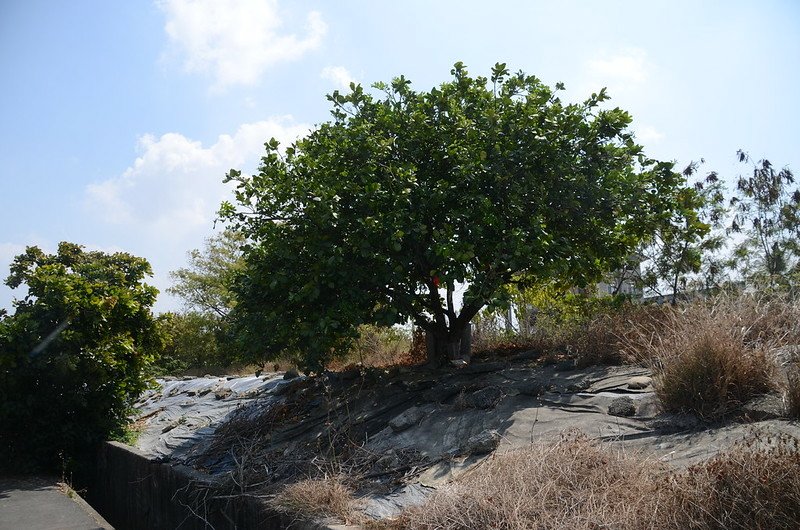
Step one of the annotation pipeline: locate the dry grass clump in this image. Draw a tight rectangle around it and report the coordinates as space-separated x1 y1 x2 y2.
386 429 800 530
329 324 414 370
270 476 359 523
655 333 773 419
621 294 794 419
786 365 800 419
392 431 671 530
669 431 800 530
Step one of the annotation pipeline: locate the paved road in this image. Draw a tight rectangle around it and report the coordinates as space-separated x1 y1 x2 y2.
0 476 112 530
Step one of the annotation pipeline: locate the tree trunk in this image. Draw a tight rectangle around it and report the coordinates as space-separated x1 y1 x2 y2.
425 323 472 367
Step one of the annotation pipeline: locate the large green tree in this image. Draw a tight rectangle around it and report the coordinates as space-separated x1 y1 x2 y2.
0 243 158 472
220 62 683 369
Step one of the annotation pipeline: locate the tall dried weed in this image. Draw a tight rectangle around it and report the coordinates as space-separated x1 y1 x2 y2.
271 476 359 524
385 429 800 530
620 293 800 419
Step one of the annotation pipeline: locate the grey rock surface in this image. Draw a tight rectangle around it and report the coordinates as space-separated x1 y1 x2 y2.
130 363 800 526
464 385 504 409
627 376 653 390
389 406 427 432
460 430 501 455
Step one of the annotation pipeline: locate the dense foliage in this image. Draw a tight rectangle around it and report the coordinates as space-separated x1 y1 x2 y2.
158 230 245 373
220 62 684 370
0 243 158 472
150 311 230 374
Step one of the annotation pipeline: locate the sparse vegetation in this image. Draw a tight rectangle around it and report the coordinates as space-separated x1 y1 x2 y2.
622 293 798 419
329 324 412 370
271 476 359 523
383 429 800 530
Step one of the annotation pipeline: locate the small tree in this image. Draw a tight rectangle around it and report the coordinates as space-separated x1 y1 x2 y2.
0 243 158 472
730 151 800 289
168 229 244 318
221 62 684 370
639 160 728 303
163 229 245 371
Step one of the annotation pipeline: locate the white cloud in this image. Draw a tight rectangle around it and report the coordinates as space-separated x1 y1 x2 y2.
588 48 648 85
83 117 310 311
0 242 26 264
321 65 356 91
85 117 310 238
158 0 327 89
636 125 665 144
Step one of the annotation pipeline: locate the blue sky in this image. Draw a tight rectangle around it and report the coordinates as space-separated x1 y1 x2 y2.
1 0 798 313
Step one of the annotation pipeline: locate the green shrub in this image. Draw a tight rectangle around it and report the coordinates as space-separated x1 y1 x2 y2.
151 311 235 375
0 243 158 473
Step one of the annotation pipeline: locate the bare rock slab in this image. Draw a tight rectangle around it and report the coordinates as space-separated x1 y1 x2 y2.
389 406 427 433
460 430 501 455
627 376 652 390
464 386 504 409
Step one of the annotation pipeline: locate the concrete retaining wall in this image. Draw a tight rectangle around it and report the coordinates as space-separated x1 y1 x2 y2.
87 441 297 530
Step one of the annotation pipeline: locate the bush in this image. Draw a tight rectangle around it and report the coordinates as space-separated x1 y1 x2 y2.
622 294 790 419
0 243 158 474
151 311 235 375
271 476 358 523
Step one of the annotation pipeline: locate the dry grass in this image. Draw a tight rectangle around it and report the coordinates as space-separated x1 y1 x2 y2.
328 325 414 370
620 293 799 419
383 429 800 530
669 430 800 530
270 476 360 523
655 333 773 419
390 431 672 530
786 365 800 419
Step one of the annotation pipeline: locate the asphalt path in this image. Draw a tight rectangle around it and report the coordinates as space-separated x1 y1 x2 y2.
0 476 112 530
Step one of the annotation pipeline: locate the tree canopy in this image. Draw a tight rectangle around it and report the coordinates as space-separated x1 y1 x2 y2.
639 160 727 303
0 243 158 472
730 151 800 288
168 229 244 317
220 62 684 370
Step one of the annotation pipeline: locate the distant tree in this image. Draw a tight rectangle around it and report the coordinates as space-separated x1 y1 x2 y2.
0 243 158 472
220 62 684 370
168 229 244 317
165 230 245 371
151 311 227 374
639 160 728 303
730 151 800 289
